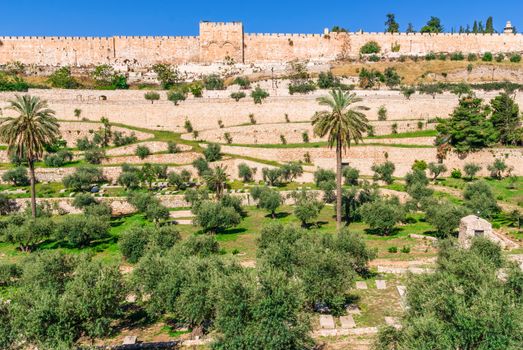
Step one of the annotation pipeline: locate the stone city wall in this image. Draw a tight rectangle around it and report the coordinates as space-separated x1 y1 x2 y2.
2 22 523 65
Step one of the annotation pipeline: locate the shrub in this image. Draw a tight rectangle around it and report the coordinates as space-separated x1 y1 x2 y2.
510 54 521 63
230 91 246 101
400 246 411 254
388 246 398 253
378 105 387 121
84 148 106 164
372 161 395 184
360 197 405 235
495 53 505 62
233 76 250 89
280 135 287 144
2 166 29 186
0 72 29 91
425 52 436 60
302 131 310 143
47 66 79 89
383 67 402 89
190 82 203 97
467 53 478 61
135 145 151 159
203 74 225 90
144 91 160 104
438 53 447 61
113 131 138 146
450 52 465 61
167 141 179 153
184 119 193 133
167 90 187 105
487 159 508 179
224 132 233 144
288 81 316 95
251 86 269 104
401 85 416 100
482 52 493 62
412 160 428 171
249 113 256 124
317 71 340 89
360 41 381 54
204 143 222 162
451 168 462 179
44 150 73 167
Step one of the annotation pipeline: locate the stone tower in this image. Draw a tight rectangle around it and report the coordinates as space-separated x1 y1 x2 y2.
504 21 515 34
199 22 244 63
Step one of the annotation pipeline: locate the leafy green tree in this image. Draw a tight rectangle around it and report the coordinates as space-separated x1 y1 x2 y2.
0 193 18 215
463 180 500 218
213 268 313 350
2 215 55 252
490 93 522 145
425 200 469 237
72 193 98 209
193 200 241 233
427 162 447 181
47 66 79 88
43 149 73 167
342 165 360 185
135 145 151 159
372 161 395 184
360 197 405 235
238 163 255 182
192 156 210 176
292 190 325 227
152 63 179 89
375 238 523 349
84 147 106 164
144 91 160 104
63 166 104 192
405 169 434 208
118 165 142 190
262 167 283 186
420 16 444 33
451 82 472 97
2 166 29 186
203 74 225 90
144 202 170 225
436 96 497 153
251 186 282 218
488 158 509 179
464 162 482 180
385 13 400 33
55 214 109 247
0 95 60 217
167 89 187 105
204 143 222 162
280 162 304 182
7 252 124 348
313 89 369 228
119 226 180 263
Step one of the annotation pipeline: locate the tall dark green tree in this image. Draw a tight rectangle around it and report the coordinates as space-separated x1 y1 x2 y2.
420 17 444 33
436 96 498 153
490 93 522 145
485 16 495 34
406 23 416 33
385 13 400 33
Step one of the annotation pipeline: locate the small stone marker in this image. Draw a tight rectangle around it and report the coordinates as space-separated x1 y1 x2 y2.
355 281 368 290
346 304 361 314
122 336 137 345
397 285 406 298
319 315 335 329
376 280 387 290
340 315 356 329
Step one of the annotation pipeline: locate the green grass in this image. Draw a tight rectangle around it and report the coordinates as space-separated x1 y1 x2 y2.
367 129 437 139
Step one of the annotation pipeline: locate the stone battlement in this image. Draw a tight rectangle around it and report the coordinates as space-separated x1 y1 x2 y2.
1 21 523 66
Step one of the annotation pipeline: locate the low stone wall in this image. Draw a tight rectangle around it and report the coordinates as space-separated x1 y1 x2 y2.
102 152 200 166
105 142 191 156
184 122 435 144
221 145 523 177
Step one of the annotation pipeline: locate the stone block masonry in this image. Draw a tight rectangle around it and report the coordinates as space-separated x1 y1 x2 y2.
1 22 523 66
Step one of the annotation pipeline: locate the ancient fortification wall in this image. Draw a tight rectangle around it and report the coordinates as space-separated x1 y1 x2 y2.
1 22 523 66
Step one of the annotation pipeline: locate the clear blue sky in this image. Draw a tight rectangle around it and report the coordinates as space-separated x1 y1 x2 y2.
1 0 522 36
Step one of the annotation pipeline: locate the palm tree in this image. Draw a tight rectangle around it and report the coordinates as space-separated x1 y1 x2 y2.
0 95 59 218
204 165 229 199
312 89 369 228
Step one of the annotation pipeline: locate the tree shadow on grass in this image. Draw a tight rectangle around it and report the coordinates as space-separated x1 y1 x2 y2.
363 227 402 237
36 235 118 252
217 227 248 235
264 212 291 219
